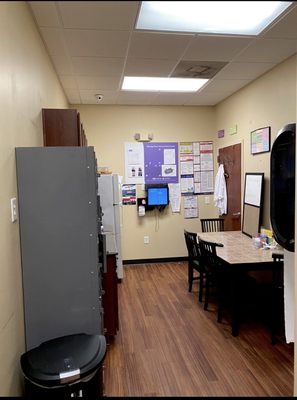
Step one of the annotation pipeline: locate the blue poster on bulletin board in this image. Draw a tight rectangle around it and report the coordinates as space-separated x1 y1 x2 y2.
144 142 178 184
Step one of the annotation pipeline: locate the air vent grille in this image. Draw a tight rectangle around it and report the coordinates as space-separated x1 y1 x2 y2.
171 61 228 79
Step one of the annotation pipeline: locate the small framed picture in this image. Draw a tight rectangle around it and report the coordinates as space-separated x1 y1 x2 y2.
251 126 271 155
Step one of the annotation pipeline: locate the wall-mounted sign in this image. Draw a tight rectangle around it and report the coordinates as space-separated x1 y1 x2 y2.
144 142 178 184
251 126 271 155
124 142 178 184
218 129 224 138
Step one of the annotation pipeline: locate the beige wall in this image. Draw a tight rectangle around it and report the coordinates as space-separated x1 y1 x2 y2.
214 54 297 229
78 105 218 260
0 2 68 396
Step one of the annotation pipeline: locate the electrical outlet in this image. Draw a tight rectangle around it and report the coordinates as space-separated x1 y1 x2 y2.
144 236 149 244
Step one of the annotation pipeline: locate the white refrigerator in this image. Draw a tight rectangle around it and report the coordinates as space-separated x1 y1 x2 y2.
97 174 123 279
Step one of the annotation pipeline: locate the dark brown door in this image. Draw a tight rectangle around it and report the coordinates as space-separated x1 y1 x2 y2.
218 144 241 231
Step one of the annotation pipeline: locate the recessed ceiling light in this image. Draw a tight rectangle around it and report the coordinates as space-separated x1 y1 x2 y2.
136 1 292 36
121 77 209 92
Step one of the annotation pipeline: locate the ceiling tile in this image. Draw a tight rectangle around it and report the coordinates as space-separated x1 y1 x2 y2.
76 76 121 91
151 92 195 106
51 55 74 75
186 91 234 106
29 1 61 27
183 36 253 62
128 31 193 59
204 78 251 93
39 28 68 56
216 62 276 80
57 1 139 30
116 91 158 105
124 58 177 77
64 30 131 57
71 57 125 76
59 75 78 90
234 38 297 63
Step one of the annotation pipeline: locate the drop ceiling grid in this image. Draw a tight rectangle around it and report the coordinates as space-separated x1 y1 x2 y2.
28 1 297 106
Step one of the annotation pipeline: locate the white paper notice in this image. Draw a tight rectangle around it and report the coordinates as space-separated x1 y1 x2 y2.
125 142 145 184
201 171 214 193
194 182 201 194
184 196 197 208
184 195 198 219
180 161 194 175
168 183 181 213
181 176 194 194
193 142 200 155
200 152 213 170
164 148 176 165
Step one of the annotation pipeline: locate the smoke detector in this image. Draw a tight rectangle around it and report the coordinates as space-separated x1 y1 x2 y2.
95 94 103 102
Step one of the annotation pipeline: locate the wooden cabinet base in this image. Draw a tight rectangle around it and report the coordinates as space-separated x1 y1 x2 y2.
102 254 119 337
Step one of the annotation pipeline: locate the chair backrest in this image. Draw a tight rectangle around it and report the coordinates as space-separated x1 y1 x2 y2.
198 236 224 270
184 230 200 260
200 218 224 232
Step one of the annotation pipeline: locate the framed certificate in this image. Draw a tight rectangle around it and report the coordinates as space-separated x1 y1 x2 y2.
251 126 270 155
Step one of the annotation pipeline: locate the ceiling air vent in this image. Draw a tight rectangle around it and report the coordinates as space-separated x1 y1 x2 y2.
171 61 228 79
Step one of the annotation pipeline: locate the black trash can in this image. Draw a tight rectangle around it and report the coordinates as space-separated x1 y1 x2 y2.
20 333 107 398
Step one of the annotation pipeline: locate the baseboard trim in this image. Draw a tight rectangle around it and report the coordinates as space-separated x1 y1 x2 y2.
123 256 188 265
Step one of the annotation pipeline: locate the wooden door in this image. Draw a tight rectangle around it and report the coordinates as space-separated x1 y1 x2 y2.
218 143 241 231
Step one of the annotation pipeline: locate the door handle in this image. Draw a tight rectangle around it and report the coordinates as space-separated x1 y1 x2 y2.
232 212 241 216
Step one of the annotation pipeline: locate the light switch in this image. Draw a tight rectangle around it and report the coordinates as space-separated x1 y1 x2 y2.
205 196 210 204
10 198 17 222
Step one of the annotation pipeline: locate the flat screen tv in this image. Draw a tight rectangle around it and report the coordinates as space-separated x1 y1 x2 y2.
147 185 169 207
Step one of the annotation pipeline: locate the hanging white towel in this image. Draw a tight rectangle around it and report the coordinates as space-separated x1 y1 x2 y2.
214 164 227 215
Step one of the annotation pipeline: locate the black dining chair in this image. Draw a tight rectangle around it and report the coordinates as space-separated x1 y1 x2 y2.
198 236 225 322
271 252 284 345
200 218 224 232
184 230 205 302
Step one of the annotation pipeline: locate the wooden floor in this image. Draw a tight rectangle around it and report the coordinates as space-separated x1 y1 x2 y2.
104 262 294 397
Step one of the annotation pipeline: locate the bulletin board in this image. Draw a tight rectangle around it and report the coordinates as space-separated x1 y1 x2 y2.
242 172 264 237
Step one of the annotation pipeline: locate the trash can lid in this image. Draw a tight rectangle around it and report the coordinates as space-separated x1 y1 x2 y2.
20 333 106 387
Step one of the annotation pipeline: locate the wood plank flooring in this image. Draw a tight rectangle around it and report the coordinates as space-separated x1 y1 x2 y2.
103 262 294 397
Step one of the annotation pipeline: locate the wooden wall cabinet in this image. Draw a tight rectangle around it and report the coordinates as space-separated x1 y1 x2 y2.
102 253 119 337
42 108 88 147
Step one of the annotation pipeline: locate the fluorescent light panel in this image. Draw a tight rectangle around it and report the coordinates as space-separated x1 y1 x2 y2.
122 77 208 92
136 1 292 35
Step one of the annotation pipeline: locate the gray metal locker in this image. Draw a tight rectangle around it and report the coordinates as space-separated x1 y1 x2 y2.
15 146 103 351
